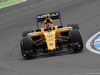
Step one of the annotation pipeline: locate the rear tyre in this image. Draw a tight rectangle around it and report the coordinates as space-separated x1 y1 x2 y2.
22 30 34 37
58 26 63 28
69 29 83 52
20 37 35 59
36 29 41 32
67 24 79 29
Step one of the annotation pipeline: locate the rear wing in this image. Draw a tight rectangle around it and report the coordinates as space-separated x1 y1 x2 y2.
36 12 62 29
36 12 60 22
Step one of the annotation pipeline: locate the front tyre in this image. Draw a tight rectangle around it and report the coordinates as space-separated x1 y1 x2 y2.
20 37 35 59
67 24 79 29
22 30 34 37
69 29 83 52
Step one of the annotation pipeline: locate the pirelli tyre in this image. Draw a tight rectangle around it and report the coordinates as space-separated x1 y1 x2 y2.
69 29 83 52
22 30 34 37
67 24 79 29
20 37 35 59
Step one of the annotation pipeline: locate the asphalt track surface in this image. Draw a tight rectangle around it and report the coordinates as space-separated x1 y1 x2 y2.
0 0 100 75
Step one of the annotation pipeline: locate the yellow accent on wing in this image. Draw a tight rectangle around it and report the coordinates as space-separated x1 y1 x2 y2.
43 14 50 17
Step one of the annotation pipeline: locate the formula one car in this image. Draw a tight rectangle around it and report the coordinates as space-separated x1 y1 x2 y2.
20 12 83 58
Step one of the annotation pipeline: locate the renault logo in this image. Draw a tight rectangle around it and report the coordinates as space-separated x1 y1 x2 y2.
49 43 53 46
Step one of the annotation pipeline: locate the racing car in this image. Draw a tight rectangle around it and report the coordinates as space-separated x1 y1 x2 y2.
20 12 83 58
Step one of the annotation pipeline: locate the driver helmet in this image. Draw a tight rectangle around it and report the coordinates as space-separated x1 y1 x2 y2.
44 23 54 30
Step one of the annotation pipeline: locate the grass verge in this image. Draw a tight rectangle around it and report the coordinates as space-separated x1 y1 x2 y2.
0 0 23 7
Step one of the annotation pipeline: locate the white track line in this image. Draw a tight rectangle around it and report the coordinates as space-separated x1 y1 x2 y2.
94 39 100 44
86 31 100 54
0 0 27 9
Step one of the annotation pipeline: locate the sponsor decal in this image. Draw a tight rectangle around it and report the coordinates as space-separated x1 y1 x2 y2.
49 43 53 46
37 12 59 19
43 14 50 17
47 39 54 41
47 35 53 38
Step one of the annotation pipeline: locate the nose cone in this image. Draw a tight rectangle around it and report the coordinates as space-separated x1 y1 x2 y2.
44 31 56 52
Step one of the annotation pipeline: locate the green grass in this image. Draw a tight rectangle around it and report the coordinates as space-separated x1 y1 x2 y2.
0 0 23 7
